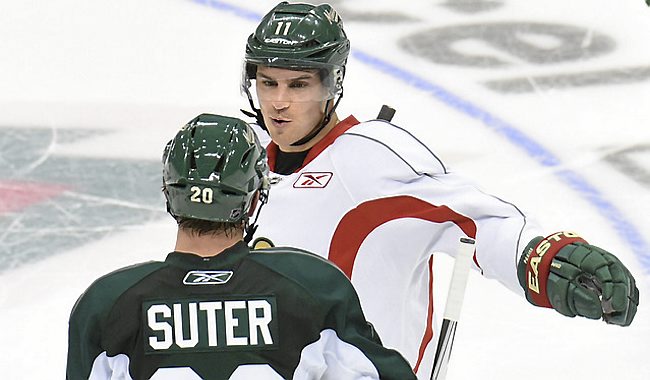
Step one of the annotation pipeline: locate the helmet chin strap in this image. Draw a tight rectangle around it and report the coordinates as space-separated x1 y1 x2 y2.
243 188 269 243
241 91 268 133
290 92 343 147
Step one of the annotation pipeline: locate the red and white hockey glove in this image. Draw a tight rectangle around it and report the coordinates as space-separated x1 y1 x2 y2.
517 232 639 326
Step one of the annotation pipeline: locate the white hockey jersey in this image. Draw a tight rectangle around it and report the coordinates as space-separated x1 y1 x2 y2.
253 115 543 379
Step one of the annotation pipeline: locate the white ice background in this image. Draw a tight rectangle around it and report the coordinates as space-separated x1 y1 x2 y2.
1 0 649 379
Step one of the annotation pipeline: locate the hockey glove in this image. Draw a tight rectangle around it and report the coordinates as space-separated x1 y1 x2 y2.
517 232 639 326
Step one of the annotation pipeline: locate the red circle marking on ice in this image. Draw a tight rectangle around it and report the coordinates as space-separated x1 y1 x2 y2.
0 181 69 214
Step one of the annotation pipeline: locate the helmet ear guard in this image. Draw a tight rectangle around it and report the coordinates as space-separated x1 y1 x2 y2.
162 114 269 226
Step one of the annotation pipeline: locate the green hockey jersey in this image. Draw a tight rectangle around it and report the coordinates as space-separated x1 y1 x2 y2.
67 241 415 379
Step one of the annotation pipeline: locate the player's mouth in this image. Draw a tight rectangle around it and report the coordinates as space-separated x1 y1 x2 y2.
270 117 291 128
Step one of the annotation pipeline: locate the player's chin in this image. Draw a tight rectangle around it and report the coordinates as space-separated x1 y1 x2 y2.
267 129 293 149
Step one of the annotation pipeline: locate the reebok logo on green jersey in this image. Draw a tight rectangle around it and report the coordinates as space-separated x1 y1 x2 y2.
183 270 233 285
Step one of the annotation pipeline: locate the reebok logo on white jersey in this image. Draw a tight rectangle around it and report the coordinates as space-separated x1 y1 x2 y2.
183 270 233 285
293 172 333 188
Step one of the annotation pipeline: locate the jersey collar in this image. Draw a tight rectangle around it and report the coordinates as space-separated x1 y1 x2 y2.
266 115 360 173
166 240 250 269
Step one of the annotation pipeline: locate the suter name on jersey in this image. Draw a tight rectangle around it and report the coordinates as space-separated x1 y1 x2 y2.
145 297 278 352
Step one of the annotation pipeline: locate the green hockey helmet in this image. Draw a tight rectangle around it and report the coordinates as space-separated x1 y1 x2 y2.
242 2 350 102
245 2 349 69
162 114 269 224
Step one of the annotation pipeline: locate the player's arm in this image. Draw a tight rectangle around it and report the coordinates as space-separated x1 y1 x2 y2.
517 232 639 326
66 292 108 380
66 266 153 379
293 264 417 380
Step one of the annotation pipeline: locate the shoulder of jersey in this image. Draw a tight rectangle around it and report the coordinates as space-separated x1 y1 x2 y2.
73 261 166 316
251 246 331 264
249 246 348 278
340 119 447 175
84 261 166 295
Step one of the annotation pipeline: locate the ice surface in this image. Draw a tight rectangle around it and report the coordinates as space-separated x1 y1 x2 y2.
1 0 649 378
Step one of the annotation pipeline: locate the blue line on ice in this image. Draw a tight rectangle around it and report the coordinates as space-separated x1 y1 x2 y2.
193 0 650 272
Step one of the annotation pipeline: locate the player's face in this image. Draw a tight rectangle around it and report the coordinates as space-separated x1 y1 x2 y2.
255 66 330 152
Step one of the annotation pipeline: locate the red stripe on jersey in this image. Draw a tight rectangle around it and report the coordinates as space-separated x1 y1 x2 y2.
413 255 435 374
328 195 477 374
0 180 68 214
266 115 360 173
329 195 477 278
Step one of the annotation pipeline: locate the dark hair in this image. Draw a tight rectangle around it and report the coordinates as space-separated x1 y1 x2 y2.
177 217 244 238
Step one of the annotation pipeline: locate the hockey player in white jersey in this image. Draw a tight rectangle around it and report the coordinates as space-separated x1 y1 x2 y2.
239 2 640 378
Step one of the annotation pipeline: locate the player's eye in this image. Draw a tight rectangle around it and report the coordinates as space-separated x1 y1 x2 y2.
261 80 277 87
289 81 309 89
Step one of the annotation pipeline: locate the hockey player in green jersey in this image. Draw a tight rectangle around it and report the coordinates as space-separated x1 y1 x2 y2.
66 114 416 380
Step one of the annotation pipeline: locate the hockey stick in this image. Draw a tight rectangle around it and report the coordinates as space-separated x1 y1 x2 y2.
430 237 476 380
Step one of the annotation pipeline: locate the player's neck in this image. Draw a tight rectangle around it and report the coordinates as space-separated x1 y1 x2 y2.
309 112 339 147
174 228 243 258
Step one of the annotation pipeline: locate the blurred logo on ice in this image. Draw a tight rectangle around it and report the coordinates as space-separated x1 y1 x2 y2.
0 181 69 214
0 127 163 273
